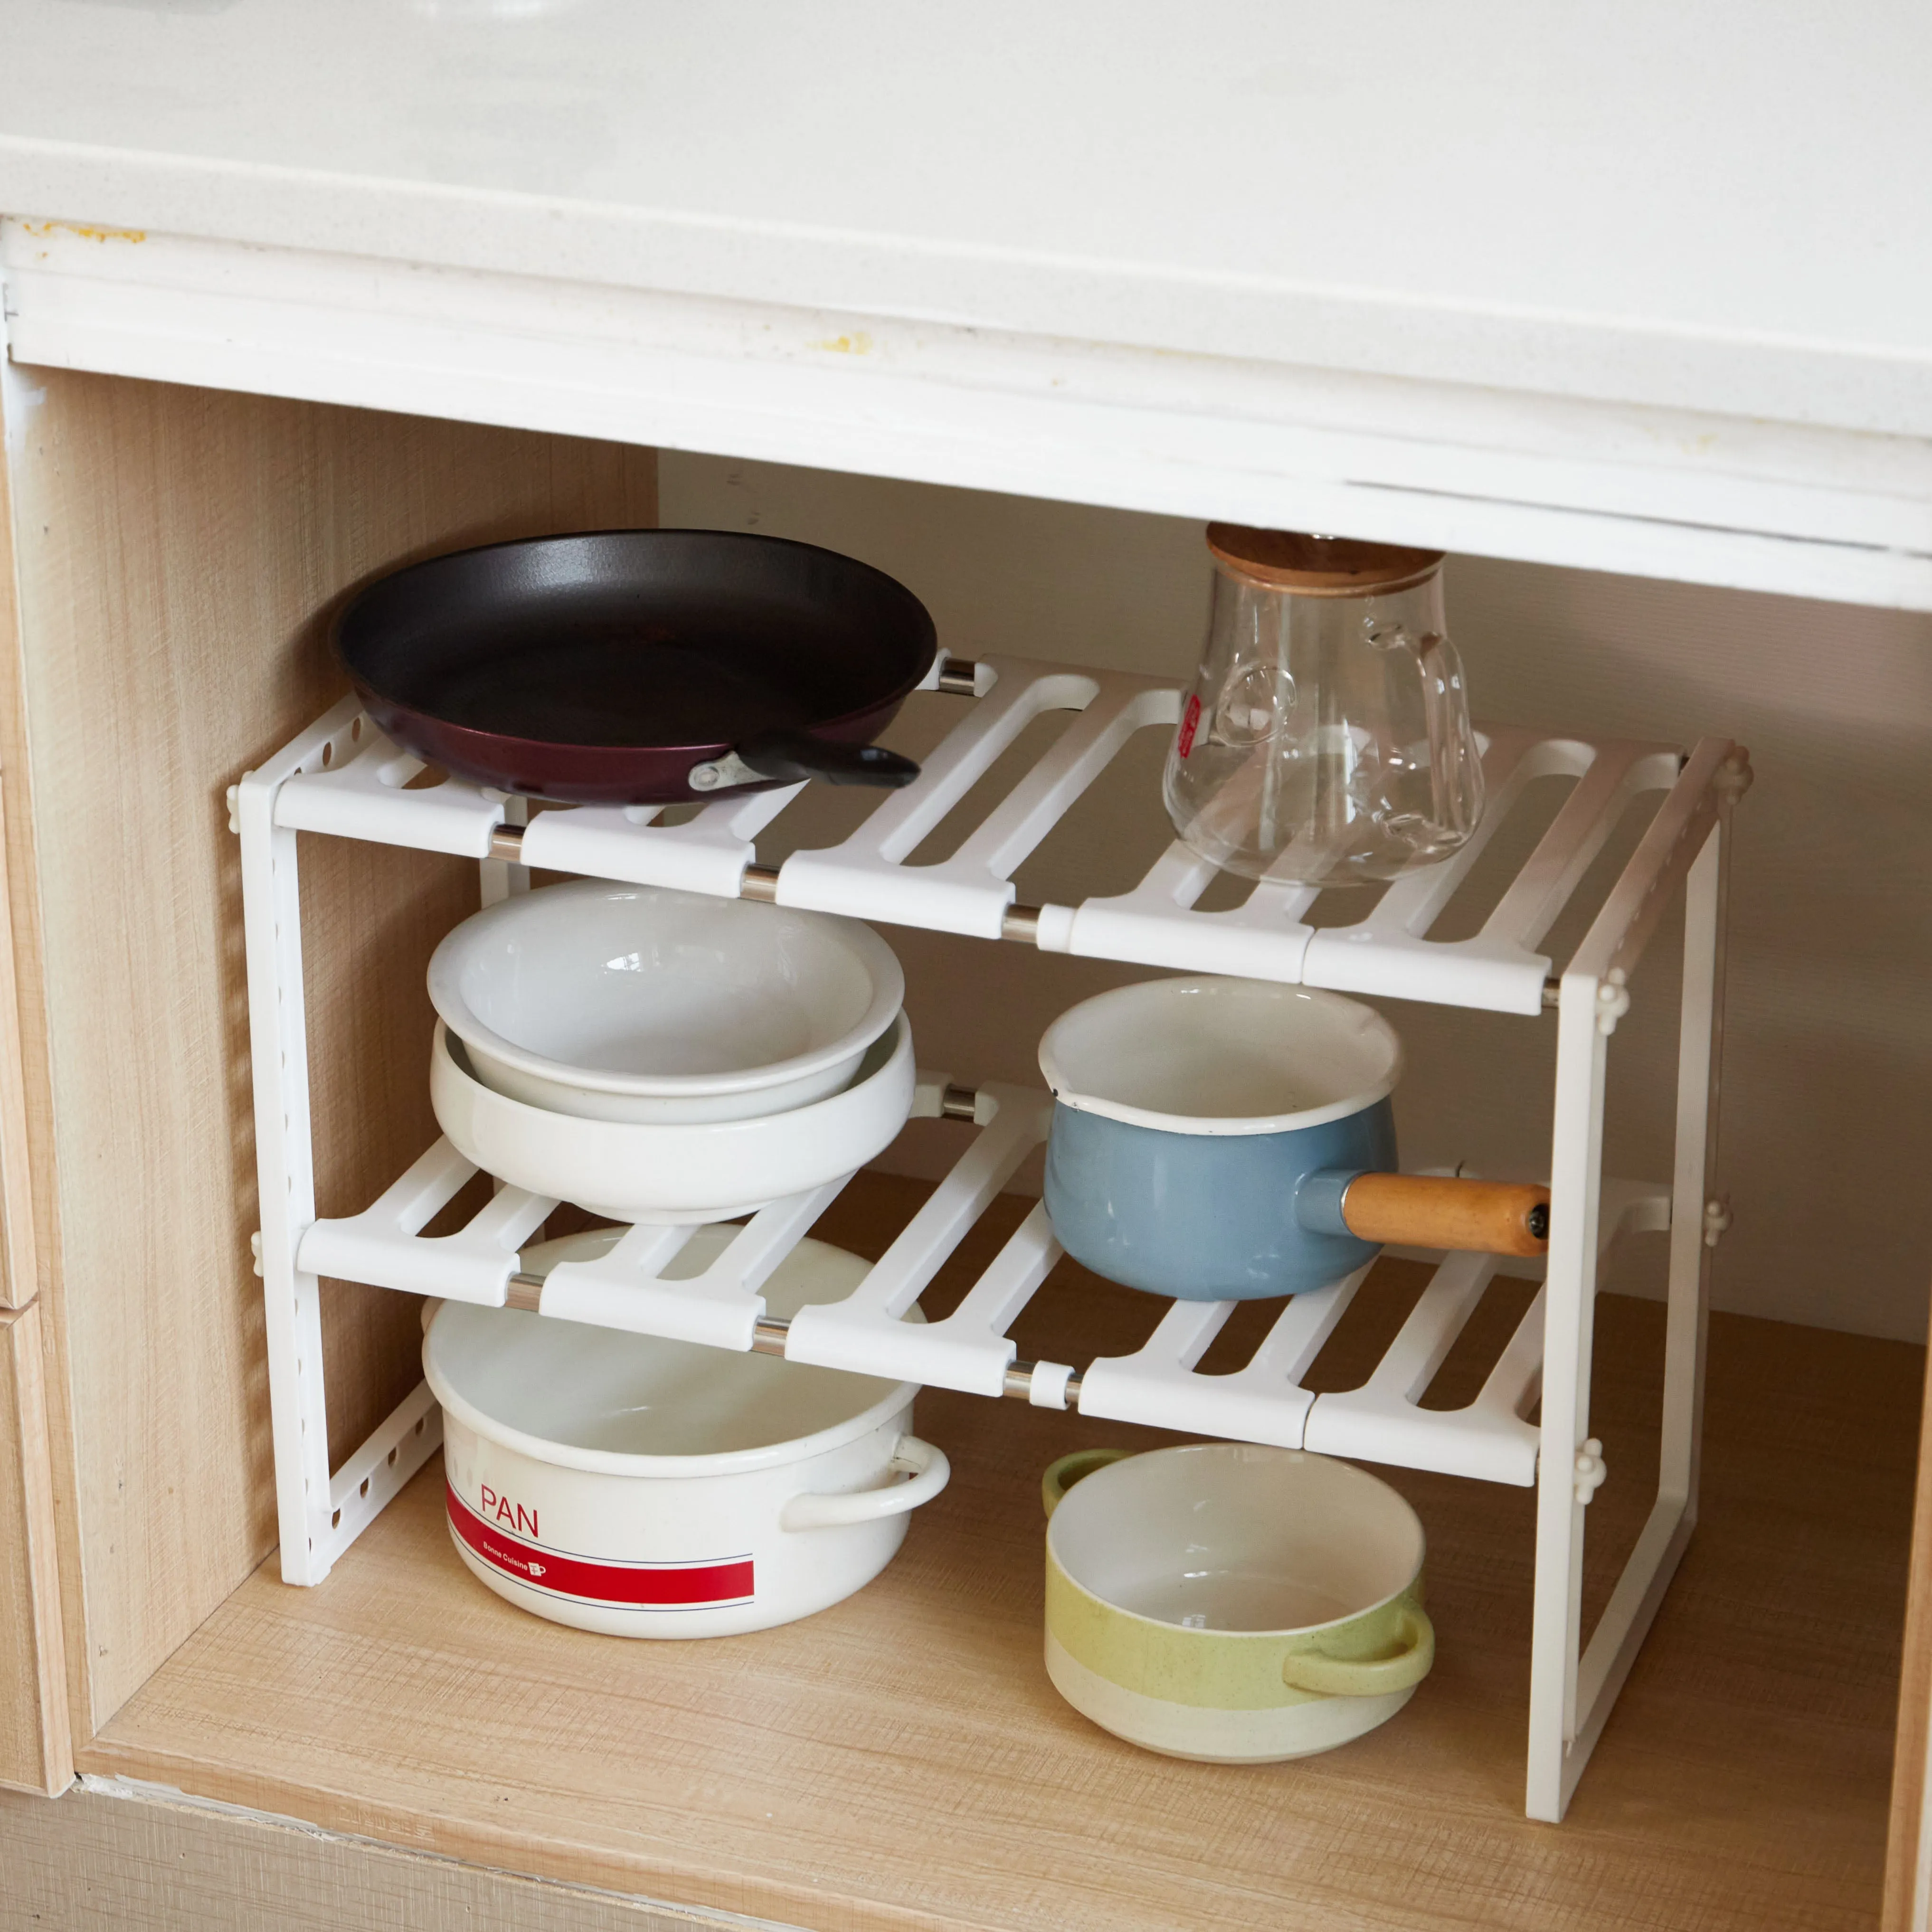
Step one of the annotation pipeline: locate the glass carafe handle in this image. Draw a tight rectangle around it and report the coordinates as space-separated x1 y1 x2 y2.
1411 629 1484 840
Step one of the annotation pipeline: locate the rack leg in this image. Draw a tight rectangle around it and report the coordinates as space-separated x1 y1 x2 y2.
1661 823 1727 1536
1525 815 1729 1820
237 788 334 1584
1526 966 1610 1820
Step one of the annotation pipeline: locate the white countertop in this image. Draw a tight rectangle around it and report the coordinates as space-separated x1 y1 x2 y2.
3 1 1928 431
2 3 1929 603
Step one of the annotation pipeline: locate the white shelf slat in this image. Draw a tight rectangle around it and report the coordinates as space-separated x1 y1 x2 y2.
297 1055 1670 1487
263 653 1695 1016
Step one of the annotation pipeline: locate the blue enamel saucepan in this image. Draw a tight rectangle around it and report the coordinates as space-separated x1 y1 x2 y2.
1040 978 1548 1302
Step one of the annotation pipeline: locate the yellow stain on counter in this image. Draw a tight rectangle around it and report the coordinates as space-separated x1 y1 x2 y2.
19 221 146 244
809 331 874 355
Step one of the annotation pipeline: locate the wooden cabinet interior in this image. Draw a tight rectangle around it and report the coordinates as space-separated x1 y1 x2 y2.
0 368 655 1736
0 1299 70 1794
0 363 1915 1925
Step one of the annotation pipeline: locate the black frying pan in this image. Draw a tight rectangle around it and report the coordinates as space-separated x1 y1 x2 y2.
333 530 938 805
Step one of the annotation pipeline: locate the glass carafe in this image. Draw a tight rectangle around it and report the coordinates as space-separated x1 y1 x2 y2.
1162 527 1484 887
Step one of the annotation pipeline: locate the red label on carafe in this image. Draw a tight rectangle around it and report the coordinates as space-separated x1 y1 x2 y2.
1177 694 1202 758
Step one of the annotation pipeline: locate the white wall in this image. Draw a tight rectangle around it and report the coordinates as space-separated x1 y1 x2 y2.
660 452 1932 1343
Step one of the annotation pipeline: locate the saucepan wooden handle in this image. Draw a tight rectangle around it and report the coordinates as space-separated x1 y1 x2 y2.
1340 1174 1550 1257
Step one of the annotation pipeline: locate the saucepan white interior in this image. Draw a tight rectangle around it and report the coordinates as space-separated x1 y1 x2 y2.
1039 976 1402 1133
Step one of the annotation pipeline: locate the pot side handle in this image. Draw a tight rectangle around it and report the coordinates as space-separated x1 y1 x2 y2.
1280 1602 1436 1698
779 1434 950 1531
1041 1448 1133 1519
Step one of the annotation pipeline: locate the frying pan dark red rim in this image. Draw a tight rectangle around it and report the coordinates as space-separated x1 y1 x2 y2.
340 680 911 767
334 527 939 750
331 528 939 804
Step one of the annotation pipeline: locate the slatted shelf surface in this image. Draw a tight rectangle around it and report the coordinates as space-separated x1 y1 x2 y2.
259 653 1693 1015
300 1062 1670 1487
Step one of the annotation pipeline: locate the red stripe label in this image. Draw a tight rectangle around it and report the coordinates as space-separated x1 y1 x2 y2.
1176 693 1202 758
445 1483 755 1609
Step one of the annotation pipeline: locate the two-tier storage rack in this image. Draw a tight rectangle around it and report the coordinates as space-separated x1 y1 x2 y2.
234 649 1746 1823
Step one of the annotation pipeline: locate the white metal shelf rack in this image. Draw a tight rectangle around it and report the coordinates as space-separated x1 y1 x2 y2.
235 649 1746 1824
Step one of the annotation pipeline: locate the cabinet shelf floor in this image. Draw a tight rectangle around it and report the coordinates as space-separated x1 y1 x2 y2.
75 1176 1913 1932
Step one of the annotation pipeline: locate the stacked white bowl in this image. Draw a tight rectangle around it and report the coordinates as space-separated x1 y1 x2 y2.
427 879 915 1222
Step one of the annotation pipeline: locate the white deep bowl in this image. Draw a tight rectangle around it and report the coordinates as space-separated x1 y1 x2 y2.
430 1012 917 1223
427 1226 948 1638
428 879 905 1125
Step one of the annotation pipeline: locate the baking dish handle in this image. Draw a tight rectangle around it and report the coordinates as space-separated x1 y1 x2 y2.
779 1435 950 1531
1279 1601 1435 1697
1041 1447 1133 1518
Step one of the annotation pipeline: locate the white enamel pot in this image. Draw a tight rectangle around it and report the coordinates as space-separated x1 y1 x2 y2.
425 1227 949 1638
430 1011 916 1224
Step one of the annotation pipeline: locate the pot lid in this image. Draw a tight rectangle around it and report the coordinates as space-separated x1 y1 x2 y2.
1205 525 1445 597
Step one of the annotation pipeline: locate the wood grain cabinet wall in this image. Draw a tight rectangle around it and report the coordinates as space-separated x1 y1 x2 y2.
0 364 655 1751
0 1298 69 1794
0 405 64 1796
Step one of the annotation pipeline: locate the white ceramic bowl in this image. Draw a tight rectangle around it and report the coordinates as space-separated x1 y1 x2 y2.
430 1011 916 1223
428 879 905 1124
427 1226 948 1638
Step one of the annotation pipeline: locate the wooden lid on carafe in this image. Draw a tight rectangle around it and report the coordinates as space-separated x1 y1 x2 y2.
1205 526 1444 597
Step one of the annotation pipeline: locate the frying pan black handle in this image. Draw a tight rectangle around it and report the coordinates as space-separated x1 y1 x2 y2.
735 730 920 789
